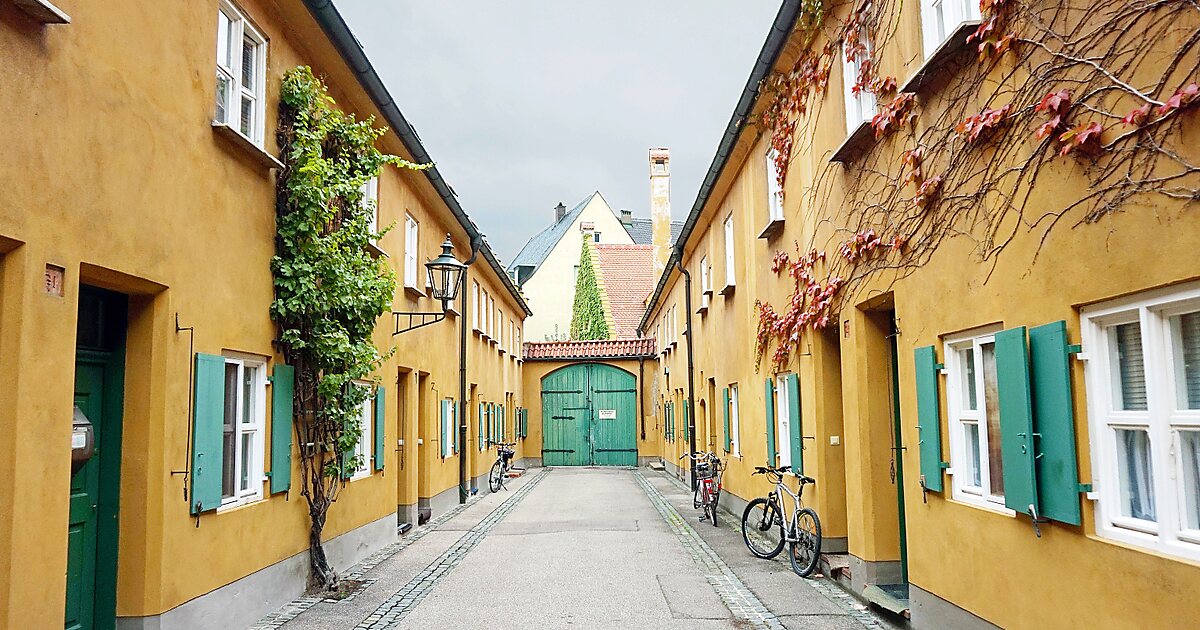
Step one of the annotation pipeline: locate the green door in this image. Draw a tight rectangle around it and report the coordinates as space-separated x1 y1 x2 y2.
66 287 126 630
540 364 637 466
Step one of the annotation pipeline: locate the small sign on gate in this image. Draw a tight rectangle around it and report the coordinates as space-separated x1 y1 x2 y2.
598 409 617 420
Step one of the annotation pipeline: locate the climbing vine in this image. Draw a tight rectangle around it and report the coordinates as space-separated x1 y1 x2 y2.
569 236 610 340
753 0 1200 371
272 66 428 590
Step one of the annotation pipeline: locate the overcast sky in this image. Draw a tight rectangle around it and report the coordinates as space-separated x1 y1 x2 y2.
337 1 783 264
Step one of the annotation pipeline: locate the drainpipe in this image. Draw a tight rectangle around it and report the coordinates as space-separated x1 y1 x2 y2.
638 357 646 441
677 255 698 493
460 232 483 504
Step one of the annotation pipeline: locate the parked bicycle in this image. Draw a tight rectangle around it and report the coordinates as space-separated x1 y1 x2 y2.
741 465 822 578
488 442 517 492
679 451 723 527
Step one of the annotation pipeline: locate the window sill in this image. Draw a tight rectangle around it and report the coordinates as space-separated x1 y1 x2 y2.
830 120 875 164
217 495 266 514
758 218 785 240
703 288 714 297
12 0 69 23
900 21 982 95
696 304 708 316
720 283 736 297
403 285 426 299
212 122 283 171
365 242 387 259
949 493 1016 517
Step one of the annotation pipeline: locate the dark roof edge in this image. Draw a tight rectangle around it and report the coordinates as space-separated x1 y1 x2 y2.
303 0 531 316
637 0 802 333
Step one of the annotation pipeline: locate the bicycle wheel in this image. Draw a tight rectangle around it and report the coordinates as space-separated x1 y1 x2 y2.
788 507 823 578
741 498 785 559
709 485 720 527
693 483 703 510
488 460 503 493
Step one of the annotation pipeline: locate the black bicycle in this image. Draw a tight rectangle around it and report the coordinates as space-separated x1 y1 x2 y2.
741 465 822 577
680 451 723 527
488 442 517 492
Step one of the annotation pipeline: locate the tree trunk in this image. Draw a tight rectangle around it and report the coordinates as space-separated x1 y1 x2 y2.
308 508 336 591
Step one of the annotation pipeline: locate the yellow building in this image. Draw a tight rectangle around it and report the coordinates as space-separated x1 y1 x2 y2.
0 0 528 627
642 0 1200 628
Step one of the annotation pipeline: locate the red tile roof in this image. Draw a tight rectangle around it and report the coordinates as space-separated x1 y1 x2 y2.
523 338 657 360
593 243 655 339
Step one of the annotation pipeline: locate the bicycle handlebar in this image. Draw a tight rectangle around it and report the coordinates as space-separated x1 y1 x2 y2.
751 466 817 485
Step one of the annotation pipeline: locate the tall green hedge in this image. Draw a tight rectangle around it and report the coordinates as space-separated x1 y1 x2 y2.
569 236 609 340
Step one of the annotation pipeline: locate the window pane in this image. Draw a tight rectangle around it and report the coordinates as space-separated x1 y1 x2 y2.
1181 431 1200 531
215 71 231 123
240 432 252 492
1115 428 1156 522
222 363 238 499
960 347 978 411
981 342 1004 497
216 11 233 68
1112 322 1148 411
241 36 256 87
242 365 257 426
240 96 254 137
1172 312 1200 410
964 421 982 488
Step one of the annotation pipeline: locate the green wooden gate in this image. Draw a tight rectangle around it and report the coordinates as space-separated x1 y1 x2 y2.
540 364 637 466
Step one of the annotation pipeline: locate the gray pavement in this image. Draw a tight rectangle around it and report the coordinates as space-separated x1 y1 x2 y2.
255 467 891 630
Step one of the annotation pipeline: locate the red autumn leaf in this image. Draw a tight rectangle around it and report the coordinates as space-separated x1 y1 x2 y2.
1036 115 1062 140
1121 104 1151 127
1036 89 1071 115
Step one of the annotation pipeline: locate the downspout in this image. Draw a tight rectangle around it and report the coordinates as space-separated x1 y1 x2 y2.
677 255 698 493
638 357 646 441
460 232 483 504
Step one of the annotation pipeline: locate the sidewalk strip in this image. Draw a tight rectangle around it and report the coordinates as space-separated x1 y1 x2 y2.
352 469 549 629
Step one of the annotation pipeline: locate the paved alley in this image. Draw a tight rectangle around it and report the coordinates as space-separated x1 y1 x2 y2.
254 468 890 630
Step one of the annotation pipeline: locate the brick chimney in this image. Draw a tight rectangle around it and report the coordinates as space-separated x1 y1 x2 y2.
620 209 633 226
649 148 671 277
554 202 567 222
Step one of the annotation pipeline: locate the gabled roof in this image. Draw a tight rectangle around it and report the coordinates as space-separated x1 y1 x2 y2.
623 217 684 246
523 338 656 361
593 244 655 339
508 191 600 274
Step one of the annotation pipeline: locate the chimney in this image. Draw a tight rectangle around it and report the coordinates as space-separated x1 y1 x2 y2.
620 209 633 226
554 202 567 222
649 148 671 277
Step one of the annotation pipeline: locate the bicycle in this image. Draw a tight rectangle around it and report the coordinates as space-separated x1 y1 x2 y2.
741 465 822 578
488 442 517 493
679 451 723 527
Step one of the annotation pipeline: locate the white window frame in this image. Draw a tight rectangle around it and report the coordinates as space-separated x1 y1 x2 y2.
919 0 981 60
215 1 267 146
842 38 877 134
766 150 784 222
472 281 480 331
944 326 1013 514
442 399 457 458
403 214 419 288
723 215 736 289
219 355 266 508
361 177 379 238
350 383 374 481
699 256 711 309
1082 282 1200 563
775 374 793 469
729 384 742 457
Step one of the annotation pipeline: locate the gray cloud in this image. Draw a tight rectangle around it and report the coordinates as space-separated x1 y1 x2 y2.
337 1 783 263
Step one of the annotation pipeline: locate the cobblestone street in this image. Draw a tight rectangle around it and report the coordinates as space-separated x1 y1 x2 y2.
254 468 891 630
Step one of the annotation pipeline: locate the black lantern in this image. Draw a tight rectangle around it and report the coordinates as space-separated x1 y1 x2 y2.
425 234 467 311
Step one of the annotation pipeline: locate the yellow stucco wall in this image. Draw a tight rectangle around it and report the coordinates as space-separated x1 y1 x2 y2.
0 0 526 625
642 3 1200 628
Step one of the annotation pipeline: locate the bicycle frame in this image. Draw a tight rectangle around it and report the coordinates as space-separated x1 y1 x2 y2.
766 473 805 542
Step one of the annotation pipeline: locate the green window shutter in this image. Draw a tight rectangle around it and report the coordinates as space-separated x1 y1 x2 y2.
192 353 226 513
522 408 528 437
269 364 294 494
764 379 777 466
374 386 386 470
683 400 690 441
786 374 803 472
440 400 448 459
996 327 1039 518
914 345 946 492
478 403 485 450
722 388 732 453
1030 320 1082 525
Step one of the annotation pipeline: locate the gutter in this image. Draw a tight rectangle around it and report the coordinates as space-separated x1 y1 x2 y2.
303 0 531 317
637 0 801 332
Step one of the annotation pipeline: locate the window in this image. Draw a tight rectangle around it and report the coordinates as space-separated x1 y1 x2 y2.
766 150 784 221
361 177 379 237
842 37 877 133
1082 284 1200 561
699 256 711 310
215 2 267 145
920 0 981 59
472 281 480 331
441 399 457 458
350 384 374 480
594 232 602 243
945 328 1008 511
729 384 741 457
220 356 265 506
404 214 419 288
775 374 794 469
723 215 736 289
